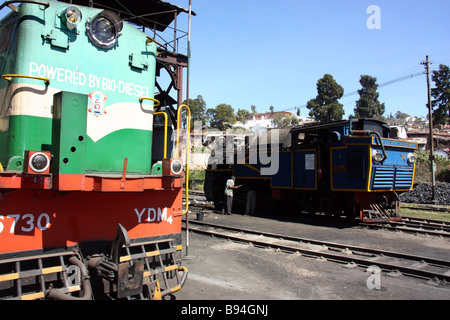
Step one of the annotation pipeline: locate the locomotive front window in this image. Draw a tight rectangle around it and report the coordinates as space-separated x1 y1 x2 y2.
87 11 123 49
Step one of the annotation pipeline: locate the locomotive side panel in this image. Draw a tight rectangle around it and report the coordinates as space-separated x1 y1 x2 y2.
292 150 317 190
0 189 182 254
1 2 157 175
331 144 371 191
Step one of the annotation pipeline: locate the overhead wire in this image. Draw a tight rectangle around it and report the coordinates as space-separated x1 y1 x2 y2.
281 67 427 113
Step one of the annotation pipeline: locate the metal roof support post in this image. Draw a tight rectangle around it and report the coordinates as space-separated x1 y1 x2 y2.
173 10 177 53
185 0 192 257
423 55 436 202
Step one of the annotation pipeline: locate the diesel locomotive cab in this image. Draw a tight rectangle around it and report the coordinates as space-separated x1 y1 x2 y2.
0 0 192 300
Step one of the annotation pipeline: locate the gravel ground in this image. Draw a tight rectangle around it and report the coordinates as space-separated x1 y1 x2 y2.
175 211 450 301
400 183 450 205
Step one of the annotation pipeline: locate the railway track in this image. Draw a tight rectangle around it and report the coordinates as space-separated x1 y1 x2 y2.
187 191 450 237
360 217 450 238
183 219 450 284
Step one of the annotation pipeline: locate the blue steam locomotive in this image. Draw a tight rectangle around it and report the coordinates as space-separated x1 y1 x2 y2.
205 119 418 222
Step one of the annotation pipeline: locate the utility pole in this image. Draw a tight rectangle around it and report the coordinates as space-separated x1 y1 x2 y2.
422 55 436 201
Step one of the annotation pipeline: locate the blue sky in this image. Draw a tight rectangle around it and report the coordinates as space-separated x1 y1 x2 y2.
170 0 450 119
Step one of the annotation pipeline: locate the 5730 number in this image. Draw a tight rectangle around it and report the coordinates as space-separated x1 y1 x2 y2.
0 213 51 234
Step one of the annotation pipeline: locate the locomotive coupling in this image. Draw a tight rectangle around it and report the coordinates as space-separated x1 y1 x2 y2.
86 224 145 298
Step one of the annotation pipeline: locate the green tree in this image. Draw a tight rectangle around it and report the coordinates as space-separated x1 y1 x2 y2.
306 74 344 122
251 105 257 114
431 64 450 127
354 75 385 119
236 108 250 124
184 95 208 129
395 111 410 120
273 113 284 127
273 113 299 127
208 104 236 131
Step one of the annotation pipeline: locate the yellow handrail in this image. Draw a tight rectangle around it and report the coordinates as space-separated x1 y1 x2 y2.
0 1 50 12
2 74 50 85
153 112 168 159
175 104 191 215
139 96 161 107
170 266 189 293
146 36 168 52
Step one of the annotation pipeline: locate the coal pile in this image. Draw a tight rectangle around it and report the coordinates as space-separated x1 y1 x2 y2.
400 183 450 205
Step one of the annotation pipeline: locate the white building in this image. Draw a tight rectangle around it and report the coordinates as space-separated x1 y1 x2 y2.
234 112 314 130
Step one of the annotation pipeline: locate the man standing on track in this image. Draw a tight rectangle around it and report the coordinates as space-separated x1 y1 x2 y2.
223 176 240 215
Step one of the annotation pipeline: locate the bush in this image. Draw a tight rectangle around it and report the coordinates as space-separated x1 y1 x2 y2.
188 169 205 191
189 169 205 180
414 150 450 183
437 168 450 183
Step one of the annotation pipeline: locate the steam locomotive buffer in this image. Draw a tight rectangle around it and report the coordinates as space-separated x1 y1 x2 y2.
0 0 193 299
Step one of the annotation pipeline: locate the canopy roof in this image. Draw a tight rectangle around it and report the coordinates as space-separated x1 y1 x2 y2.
60 0 195 31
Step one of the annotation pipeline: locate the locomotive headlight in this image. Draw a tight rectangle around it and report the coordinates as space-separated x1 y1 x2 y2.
372 150 384 163
407 153 417 166
64 6 82 30
86 10 123 49
171 159 183 175
29 152 50 173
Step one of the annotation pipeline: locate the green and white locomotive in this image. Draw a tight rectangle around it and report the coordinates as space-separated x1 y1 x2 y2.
0 0 191 300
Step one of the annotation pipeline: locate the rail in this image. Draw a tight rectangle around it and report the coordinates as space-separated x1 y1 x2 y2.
360 217 450 238
351 128 387 162
139 96 161 107
153 112 168 159
185 220 450 283
138 97 167 166
167 266 188 295
176 104 191 215
370 131 387 161
2 74 50 85
146 36 168 53
0 0 49 12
